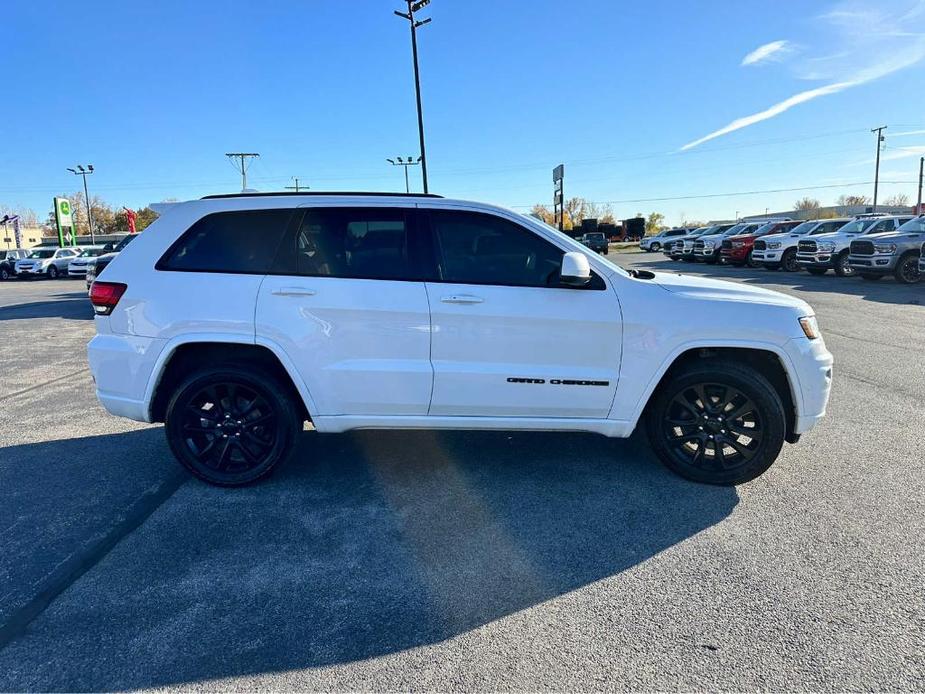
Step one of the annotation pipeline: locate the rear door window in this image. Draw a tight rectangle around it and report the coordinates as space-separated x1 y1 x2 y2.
158 209 293 274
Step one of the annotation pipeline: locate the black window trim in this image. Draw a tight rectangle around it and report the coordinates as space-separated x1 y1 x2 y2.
418 208 607 291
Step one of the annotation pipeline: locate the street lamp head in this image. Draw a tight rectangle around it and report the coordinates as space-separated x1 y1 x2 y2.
77 165 85 172
417 156 422 162
410 0 430 12
414 17 432 27
387 158 395 164
67 168 77 174
88 164 94 172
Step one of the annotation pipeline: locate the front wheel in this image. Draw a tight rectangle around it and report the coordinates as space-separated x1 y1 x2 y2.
894 254 921 284
781 248 800 272
47 266 59 279
165 365 301 486
833 251 853 277
746 251 760 268
0 267 9 281
650 242 661 252
645 362 786 485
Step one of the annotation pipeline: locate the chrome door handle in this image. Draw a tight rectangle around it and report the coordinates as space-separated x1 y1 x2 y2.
441 295 484 304
271 287 317 297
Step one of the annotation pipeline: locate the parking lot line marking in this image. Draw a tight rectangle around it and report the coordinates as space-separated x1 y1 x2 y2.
0 471 187 651
0 369 88 403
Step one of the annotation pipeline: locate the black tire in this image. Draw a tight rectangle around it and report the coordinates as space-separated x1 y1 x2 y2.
645 362 786 485
859 273 883 281
833 251 853 277
745 251 760 268
806 268 827 276
893 253 921 284
165 364 301 486
47 266 58 279
651 242 661 252
0 267 9 281
781 248 800 272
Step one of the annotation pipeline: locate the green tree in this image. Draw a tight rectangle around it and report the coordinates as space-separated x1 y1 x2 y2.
645 212 665 235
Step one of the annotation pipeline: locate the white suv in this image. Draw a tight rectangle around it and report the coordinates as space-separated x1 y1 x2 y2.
87 193 833 487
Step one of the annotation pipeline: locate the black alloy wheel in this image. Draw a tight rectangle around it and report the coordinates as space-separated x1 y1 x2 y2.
165 366 300 486
782 248 800 272
894 254 921 284
646 363 786 485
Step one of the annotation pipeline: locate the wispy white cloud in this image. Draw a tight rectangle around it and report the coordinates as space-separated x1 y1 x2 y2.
891 129 925 137
741 40 792 66
680 1 925 151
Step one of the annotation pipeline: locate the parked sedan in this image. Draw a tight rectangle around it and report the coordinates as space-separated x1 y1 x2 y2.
639 227 694 252
14 246 82 279
67 246 108 278
0 249 28 280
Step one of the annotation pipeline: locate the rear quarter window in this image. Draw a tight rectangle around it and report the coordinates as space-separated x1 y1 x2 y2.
157 209 293 274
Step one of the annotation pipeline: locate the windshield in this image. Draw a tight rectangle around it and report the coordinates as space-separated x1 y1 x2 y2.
723 223 749 236
27 249 55 259
837 218 878 234
789 221 817 235
897 216 925 233
113 235 137 251
80 248 107 257
753 222 778 235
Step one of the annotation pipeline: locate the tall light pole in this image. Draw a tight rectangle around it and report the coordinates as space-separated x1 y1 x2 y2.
871 125 887 211
67 164 95 244
387 156 421 193
394 0 432 193
917 156 923 215
225 152 260 192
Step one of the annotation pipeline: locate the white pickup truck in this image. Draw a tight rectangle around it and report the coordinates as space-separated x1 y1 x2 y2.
752 218 850 272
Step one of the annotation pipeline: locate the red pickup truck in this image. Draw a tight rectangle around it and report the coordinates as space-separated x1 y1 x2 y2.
720 220 802 267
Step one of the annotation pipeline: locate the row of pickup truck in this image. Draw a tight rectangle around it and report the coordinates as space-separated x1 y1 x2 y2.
640 213 925 283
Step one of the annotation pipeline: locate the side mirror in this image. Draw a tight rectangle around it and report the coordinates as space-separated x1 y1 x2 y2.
560 251 591 287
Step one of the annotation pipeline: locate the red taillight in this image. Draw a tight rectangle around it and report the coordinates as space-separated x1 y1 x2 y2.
89 281 127 315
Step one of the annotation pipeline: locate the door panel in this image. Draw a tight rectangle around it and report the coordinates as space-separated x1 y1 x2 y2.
426 282 621 417
256 206 432 417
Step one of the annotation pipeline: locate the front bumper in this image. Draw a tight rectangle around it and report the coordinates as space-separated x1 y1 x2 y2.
751 249 783 264
784 336 834 435
796 252 834 269
848 254 897 272
15 266 48 276
68 267 89 277
720 247 749 262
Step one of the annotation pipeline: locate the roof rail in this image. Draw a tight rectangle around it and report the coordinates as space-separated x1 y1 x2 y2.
200 191 443 200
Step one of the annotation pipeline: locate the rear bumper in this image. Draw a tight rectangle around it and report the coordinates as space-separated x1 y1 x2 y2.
87 332 167 423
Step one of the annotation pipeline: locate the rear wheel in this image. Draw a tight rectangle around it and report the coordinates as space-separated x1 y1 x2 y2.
893 254 921 284
781 248 800 272
645 362 786 485
833 251 853 277
806 268 827 276
165 364 301 486
860 273 883 281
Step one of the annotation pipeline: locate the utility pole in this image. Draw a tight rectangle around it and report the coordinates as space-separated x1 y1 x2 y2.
67 164 95 244
285 177 309 193
917 156 924 215
387 156 421 193
394 0 432 193
225 152 260 192
871 126 886 211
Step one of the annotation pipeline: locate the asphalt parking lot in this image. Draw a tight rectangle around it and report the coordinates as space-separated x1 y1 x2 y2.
0 256 923 692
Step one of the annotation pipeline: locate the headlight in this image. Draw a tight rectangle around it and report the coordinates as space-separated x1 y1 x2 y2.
767 241 782 249
816 242 835 252
799 315 821 340
703 241 714 249
873 243 897 254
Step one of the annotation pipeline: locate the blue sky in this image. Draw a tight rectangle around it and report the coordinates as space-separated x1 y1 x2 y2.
2 0 924 224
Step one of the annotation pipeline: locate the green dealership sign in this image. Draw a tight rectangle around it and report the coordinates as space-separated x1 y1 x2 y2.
54 197 75 247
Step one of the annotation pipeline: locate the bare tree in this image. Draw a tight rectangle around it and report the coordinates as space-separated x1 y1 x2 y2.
883 193 910 206
794 197 821 211
836 194 870 206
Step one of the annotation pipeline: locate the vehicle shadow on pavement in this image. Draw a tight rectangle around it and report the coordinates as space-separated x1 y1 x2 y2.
0 428 738 690
0 294 93 321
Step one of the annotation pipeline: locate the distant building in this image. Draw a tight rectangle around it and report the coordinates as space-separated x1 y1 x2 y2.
742 205 913 222
2 226 45 249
